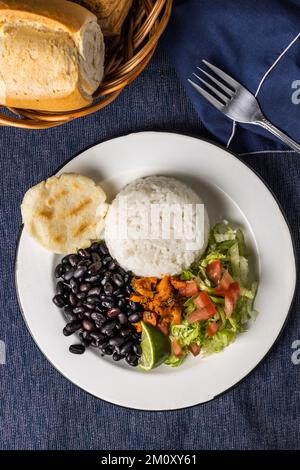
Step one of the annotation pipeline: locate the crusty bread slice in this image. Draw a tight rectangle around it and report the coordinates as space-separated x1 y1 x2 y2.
0 0 105 111
21 174 107 254
73 0 133 36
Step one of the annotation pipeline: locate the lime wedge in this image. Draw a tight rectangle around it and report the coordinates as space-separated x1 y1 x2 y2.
139 321 171 371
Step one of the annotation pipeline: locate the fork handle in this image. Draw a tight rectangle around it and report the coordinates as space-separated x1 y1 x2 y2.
256 118 300 154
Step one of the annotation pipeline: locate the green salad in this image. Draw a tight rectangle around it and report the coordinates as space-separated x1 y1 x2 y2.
165 223 258 367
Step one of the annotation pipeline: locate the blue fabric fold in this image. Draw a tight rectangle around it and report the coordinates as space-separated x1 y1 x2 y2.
163 0 300 153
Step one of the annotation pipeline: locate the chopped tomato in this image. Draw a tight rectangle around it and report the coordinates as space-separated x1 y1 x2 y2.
194 291 216 316
188 343 201 357
207 259 222 284
178 280 199 297
172 339 183 358
188 307 213 324
207 322 219 337
214 270 232 296
224 282 240 317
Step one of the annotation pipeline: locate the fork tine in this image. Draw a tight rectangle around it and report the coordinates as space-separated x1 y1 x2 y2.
202 60 239 89
188 79 224 111
197 68 234 96
193 73 230 103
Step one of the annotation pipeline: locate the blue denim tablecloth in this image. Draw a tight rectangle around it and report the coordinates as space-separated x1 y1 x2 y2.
0 49 299 450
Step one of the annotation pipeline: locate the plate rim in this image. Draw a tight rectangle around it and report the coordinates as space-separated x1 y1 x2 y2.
14 130 298 411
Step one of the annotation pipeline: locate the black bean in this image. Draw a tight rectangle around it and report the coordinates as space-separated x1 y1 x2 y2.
118 313 128 325
62 255 70 265
78 248 90 259
63 307 77 322
54 264 65 278
119 267 127 276
56 281 65 295
120 327 134 338
69 344 85 355
91 312 106 325
117 299 125 309
83 301 95 310
81 330 91 341
90 331 105 344
69 293 77 306
63 321 81 336
98 337 109 347
83 311 91 318
112 273 124 287
108 260 116 271
85 274 101 283
100 319 116 336
126 352 138 367
77 259 91 267
107 307 121 318
64 264 72 272
52 294 66 308
133 344 142 357
112 352 123 361
88 286 101 296
102 299 115 309
119 341 133 356
104 282 113 295
125 286 132 295
68 254 79 266
128 313 141 323
99 243 108 255
102 255 112 266
91 252 101 263
113 288 122 296
63 268 75 281
88 261 102 275
82 319 95 332
102 346 113 356
109 336 125 348
73 306 85 315
90 242 100 252
129 301 143 312
115 323 122 331
70 278 78 294
100 272 111 286
79 283 90 292
86 295 100 305
76 292 86 300
74 266 88 279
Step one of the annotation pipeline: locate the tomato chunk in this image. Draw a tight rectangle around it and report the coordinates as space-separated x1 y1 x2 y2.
194 291 216 316
178 280 199 297
188 343 201 356
207 259 222 284
171 339 183 358
207 322 219 337
214 270 232 296
188 307 213 324
224 282 240 317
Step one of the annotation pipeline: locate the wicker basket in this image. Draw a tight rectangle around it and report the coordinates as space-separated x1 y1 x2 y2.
0 0 173 130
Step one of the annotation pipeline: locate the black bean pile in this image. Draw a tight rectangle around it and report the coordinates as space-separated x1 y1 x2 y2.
52 241 143 367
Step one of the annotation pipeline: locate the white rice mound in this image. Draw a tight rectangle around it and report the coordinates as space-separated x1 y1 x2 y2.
104 176 210 277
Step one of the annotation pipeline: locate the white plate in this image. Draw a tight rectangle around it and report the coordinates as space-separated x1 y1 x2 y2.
15 132 296 410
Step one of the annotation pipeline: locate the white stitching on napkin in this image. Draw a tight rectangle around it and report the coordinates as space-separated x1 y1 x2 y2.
255 32 300 97
239 150 296 156
226 121 236 148
227 31 300 149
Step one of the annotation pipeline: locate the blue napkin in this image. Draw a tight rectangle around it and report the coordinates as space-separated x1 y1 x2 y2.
163 0 300 154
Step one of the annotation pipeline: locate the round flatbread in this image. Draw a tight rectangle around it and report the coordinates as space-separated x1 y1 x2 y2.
21 173 107 253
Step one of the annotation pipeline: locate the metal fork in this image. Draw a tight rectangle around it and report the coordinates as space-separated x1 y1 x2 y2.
189 60 300 153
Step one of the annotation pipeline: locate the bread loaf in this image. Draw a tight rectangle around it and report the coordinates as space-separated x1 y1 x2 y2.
73 0 133 36
0 0 105 112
